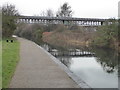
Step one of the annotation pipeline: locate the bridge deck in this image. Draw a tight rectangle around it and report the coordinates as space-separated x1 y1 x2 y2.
17 16 108 26
18 16 107 22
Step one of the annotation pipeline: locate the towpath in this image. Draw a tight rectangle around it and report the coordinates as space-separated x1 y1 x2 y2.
9 37 79 88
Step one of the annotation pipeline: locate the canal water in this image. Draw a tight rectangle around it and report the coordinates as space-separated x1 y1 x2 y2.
40 43 118 88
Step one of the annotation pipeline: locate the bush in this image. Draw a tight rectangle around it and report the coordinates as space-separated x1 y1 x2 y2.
2 4 19 38
14 23 44 43
91 19 118 49
54 24 67 32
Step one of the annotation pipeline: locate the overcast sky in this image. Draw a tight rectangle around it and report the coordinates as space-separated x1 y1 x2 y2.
0 0 119 19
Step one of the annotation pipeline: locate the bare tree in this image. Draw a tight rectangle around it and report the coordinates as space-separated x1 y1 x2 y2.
46 9 54 17
2 4 19 37
39 9 54 17
40 11 46 16
2 4 19 16
56 2 73 17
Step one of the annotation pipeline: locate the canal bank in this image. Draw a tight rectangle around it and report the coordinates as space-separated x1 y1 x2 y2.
40 43 118 88
9 37 90 88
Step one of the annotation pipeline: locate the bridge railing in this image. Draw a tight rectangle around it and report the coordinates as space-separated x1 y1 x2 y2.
17 16 108 26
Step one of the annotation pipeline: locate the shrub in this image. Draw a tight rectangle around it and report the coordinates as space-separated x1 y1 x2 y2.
2 4 19 38
92 19 118 49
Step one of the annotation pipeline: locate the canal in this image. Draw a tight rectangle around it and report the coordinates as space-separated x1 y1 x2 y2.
39 43 118 88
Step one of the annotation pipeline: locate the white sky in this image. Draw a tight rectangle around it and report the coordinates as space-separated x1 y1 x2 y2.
0 0 119 19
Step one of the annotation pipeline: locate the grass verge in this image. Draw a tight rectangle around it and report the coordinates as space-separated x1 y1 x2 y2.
2 38 20 88
0 41 2 89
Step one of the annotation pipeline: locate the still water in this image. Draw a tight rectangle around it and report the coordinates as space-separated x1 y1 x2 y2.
68 57 117 88
41 43 118 88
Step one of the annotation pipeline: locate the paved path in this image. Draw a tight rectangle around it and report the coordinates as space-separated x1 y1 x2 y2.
9 37 79 88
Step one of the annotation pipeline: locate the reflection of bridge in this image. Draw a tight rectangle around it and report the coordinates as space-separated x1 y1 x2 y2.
49 50 95 57
18 16 108 26
41 44 95 57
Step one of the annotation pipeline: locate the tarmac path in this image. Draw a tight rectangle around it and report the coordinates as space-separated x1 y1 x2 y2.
9 37 79 88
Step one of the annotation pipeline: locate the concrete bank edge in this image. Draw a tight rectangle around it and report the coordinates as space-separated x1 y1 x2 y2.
35 43 92 89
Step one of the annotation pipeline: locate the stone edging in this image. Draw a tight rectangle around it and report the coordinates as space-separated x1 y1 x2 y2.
35 43 92 89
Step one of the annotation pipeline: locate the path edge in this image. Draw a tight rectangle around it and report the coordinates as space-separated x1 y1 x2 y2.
34 42 92 89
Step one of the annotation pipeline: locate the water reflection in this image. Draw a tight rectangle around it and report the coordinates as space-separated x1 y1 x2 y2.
69 57 118 88
58 57 72 68
40 43 118 88
91 48 118 74
42 43 118 74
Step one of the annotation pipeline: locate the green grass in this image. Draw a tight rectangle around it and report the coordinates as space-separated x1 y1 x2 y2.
0 40 2 89
2 38 20 88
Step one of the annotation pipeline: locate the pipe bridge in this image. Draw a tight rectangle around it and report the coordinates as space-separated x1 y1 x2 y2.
18 16 108 26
